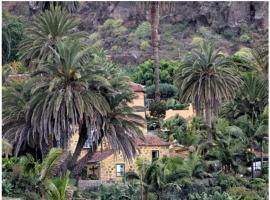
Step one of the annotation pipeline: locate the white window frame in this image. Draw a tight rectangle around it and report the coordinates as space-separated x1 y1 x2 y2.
152 150 160 159
116 164 125 177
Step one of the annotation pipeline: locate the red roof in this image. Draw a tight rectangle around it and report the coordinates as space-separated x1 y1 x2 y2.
135 135 170 146
88 150 114 163
130 82 144 92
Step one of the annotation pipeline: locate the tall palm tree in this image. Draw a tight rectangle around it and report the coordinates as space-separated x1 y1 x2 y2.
19 6 85 70
27 40 111 156
151 2 160 101
70 83 145 176
137 2 174 101
175 41 241 128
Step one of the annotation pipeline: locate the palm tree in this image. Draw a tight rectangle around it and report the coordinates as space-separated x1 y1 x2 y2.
25 40 144 175
137 2 174 100
47 171 71 200
2 80 36 156
27 40 111 158
175 41 241 128
135 157 184 200
221 72 268 121
237 43 268 79
206 118 247 173
35 1 80 13
151 2 160 101
19 6 85 70
39 148 69 200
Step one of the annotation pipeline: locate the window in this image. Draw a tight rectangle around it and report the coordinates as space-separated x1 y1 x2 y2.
152 150 159 159
116 164 125 177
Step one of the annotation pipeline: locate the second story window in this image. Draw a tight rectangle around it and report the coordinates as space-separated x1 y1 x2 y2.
116 164 125 177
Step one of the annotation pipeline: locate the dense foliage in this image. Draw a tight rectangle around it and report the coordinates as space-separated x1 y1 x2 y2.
132 59 179 86
2 2 268 200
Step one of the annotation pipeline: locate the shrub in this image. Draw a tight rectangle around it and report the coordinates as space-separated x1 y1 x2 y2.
239 34 251 43
102 19 123 29
187 191 238 200
228 186 266 200
140 40 151 51
88 32 102 48
146 84 177 99
222 29 237 40
192 36 204 46
135 21 151 39
149 100 166 118
166 99 189 110
234 48 252 58
132 59 179 86
2 16 25 64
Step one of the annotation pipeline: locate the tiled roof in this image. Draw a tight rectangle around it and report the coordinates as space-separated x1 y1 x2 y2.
130 82 144 92
88 150 114 163
135 135 170 146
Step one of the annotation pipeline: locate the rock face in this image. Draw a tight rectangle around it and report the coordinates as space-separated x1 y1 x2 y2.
3 1 268 65
78 1 268 31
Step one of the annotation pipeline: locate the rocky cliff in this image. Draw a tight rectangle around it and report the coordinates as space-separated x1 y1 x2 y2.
3 1 269 65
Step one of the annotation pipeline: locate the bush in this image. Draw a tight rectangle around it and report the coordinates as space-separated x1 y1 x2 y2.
192 36 204 46
2 16 25 64
222 28 238 40
187 191 238 200
166 99 189 110
132 59 179 86
149 100 166 118
88 32 102 48
135 21 151 39
146 84 177 99
228 186 266 200
2 156 41 198
140 40 151 51
239 34 251 43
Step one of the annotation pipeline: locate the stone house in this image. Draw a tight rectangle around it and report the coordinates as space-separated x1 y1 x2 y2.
68 82 194 181
86 135 170 181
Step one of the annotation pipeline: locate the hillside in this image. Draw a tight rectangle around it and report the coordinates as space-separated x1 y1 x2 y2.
3 1 269 65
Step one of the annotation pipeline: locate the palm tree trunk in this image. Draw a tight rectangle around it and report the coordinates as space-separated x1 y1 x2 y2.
205 100 212 128
41 184 46 200
151 2 160 101
68 126 88 170
70 135 103 176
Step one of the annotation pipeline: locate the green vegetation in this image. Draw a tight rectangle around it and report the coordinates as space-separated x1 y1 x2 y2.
146 83 177 99
2 13 25 64
2 2 269 200
132 59 178 86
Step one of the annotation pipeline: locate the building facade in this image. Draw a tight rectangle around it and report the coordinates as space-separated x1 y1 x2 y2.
68 82 194 181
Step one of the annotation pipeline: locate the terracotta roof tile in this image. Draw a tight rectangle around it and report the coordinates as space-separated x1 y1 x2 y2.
88 150 114 163
135 135 169 146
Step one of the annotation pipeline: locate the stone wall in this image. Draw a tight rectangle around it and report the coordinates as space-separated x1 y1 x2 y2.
89 145 169 181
